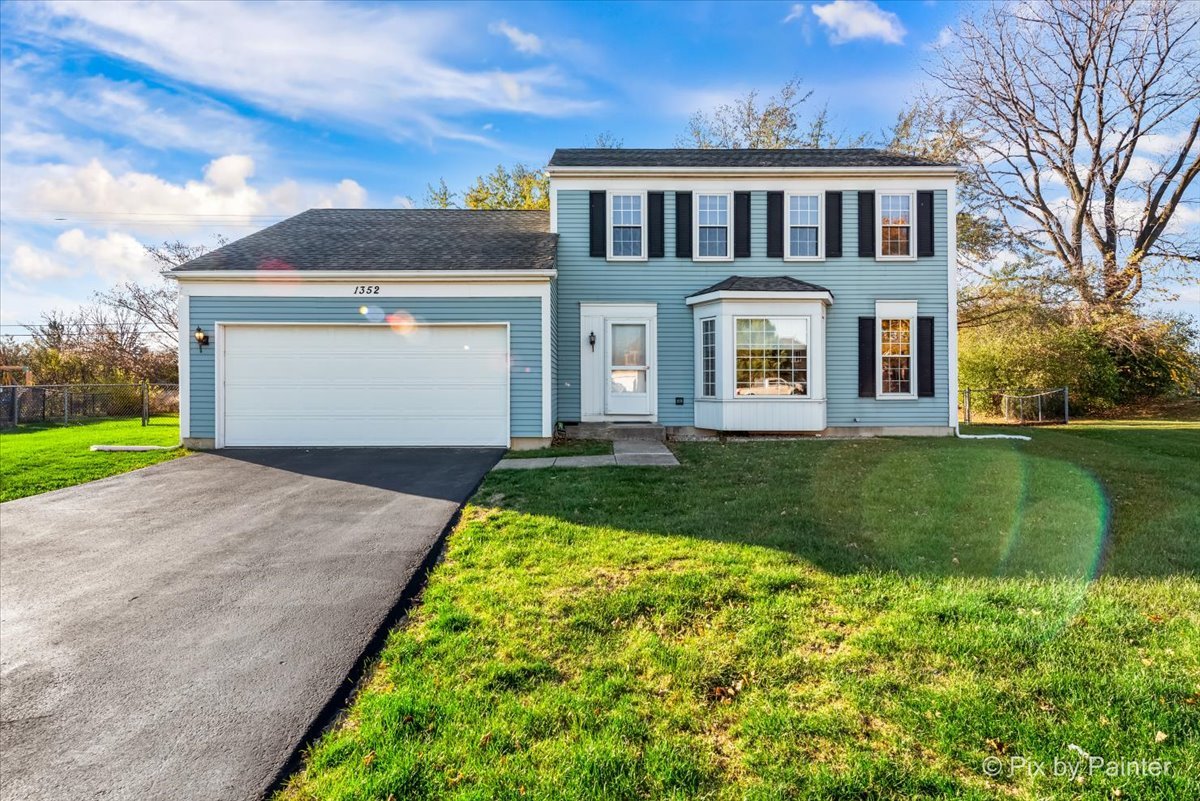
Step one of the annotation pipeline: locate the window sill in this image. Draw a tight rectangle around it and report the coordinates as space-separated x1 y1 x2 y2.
692 256 734 263
606 256 648 263
875 255 917 262
875 394 918 400
783 255 825 263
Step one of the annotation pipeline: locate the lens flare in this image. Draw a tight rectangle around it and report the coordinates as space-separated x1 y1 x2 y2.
386 310 417 335
359 305 385 322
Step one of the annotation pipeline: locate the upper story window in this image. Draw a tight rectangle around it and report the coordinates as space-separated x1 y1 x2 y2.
877 192 915 260
786 193 822 260
694 192 732 261
608 192 646 260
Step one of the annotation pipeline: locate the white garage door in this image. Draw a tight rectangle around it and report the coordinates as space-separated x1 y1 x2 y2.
220 324 509 447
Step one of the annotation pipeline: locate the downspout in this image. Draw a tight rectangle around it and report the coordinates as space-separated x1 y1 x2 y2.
954 423 1031 442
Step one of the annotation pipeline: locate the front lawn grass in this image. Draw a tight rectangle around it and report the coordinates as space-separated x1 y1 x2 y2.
505 439 613 459
0 417 184 502
282 416 1199 800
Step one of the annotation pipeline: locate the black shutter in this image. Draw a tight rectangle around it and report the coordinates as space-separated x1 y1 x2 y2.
766 191 783 258
917 191 935 257
648 192 665 258
589 191 606 257
825 191 842 258
858 191 875 257
675 191 692 258
858 317 876 397
733 191 751 258
917 316 935 397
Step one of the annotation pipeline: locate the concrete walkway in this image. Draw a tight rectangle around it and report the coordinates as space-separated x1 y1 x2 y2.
493 439 679 470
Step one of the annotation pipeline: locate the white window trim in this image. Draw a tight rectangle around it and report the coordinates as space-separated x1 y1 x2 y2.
875 190 917 262
700 317 717 398
875 300 918 399
692 190 734 262
783 191 824 262
606 189 647 262
732 315 811 399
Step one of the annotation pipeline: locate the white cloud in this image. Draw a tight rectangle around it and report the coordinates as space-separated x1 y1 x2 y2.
1 153 372 313
28 1 595 144
8 229 158 284
11 155 368 233
10 242 74 280
783 4 806 24
811 1 906 45
391 195 416 209
924 26 955 50
489 20 543 55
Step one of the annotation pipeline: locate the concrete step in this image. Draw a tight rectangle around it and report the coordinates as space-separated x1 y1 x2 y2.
562 422 667 442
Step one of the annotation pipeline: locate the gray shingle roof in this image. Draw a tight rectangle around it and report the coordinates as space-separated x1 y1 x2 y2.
549 148 953 169
689 276 833 297
172 209 555 272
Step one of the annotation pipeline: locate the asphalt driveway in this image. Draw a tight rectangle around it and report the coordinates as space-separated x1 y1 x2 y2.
0 447 502 801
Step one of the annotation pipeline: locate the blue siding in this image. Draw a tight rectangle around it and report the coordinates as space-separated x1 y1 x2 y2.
554 190 950 427
188 296 542 438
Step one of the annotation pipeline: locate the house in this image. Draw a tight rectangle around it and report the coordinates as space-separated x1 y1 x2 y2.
171 148 958 449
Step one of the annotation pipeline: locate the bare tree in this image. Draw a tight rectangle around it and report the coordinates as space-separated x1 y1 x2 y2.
95 236 227 348
589 130 624 148
929 0 1200 314
678 78 869 149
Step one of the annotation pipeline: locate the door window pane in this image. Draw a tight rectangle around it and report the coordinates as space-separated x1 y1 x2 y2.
610 369 647 394
611 324 646 366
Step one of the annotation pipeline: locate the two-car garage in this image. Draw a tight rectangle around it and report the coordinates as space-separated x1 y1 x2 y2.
219 323 510 447
172 208 556 450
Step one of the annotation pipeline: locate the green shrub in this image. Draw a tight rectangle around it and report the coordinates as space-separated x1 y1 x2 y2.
958 313 1197 415
959 322 1120 414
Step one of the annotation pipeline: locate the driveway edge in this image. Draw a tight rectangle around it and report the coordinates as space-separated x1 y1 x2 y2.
259 467 494 799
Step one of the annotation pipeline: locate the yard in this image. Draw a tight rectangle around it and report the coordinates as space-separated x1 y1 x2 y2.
281 411 1199 800
0 418 184 502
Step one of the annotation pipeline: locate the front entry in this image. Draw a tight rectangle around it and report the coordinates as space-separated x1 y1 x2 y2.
580 303 657 422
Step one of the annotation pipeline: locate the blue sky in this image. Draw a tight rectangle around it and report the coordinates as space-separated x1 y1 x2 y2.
2 0 1192 331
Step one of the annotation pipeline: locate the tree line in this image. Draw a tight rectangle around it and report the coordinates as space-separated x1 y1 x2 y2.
6 0 1196 411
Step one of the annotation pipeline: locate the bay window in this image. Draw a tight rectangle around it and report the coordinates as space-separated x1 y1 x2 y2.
734 317 808 397
701 318 716 398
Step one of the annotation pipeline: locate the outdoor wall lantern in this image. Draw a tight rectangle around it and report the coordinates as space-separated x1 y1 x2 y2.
194 326 210 351
588 331 596 351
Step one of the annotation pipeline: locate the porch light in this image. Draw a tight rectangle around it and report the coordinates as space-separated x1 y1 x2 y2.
194 326 210 350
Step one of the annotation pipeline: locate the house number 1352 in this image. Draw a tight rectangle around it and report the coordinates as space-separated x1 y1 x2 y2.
353 285 380 294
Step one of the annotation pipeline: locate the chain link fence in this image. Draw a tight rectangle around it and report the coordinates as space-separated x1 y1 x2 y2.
0 384 179 428
961 387 1070 425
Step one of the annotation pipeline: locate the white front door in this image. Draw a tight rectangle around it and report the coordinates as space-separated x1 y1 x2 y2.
579 303 657 421
605 320 651 415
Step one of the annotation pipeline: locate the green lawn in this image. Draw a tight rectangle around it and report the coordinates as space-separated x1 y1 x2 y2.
0 417 185 502
505 439 613 459
283 415 1199 801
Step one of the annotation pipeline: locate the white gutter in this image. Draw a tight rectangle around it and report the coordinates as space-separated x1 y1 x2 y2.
546 165 959 179
169 269 556 282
